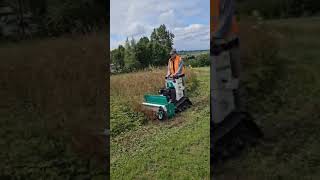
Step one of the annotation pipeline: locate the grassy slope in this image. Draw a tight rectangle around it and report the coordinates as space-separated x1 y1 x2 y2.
111 67 210 179
214 18 320 179
0 34 107 179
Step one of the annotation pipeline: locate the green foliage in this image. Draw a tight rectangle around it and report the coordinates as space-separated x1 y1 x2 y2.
124 38 139 71
111 24 174 72
44 0 106 35
135 37 152 68
150 24 175 52
149 25 174 66
151 41 169 66
111 68 210 179
186 53 210 67
185 72 200 95
238 0 320 19
0 0 106 39
110 100 145 137
110 45 125 71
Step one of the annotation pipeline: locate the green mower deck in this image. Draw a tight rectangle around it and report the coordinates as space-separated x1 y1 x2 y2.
142 95 175 120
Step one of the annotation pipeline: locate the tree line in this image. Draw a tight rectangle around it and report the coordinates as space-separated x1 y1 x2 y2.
2 0 319 40
238 0 320 19
110 24 174 72
0 0 107 40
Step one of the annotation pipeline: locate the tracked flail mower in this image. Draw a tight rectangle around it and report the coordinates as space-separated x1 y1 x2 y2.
142 75 192 120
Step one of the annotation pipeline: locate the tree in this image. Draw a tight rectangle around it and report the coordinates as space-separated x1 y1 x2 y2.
130 38 136 48
188 54 210 67
124 38 139 70
149 25 174 66
110 45 125 71
151 42 168 66
238 0 320 18
112 24 177 72
117 45 125 69
150 24 174 52
135 37 152 68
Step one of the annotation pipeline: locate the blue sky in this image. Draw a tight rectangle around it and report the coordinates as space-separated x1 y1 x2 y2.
110 0 210 50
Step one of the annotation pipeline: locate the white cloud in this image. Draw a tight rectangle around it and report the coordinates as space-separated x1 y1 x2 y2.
173 24 209 50
110 0 209 50
110 39 125 50
126 23 146 37
158 9 184 29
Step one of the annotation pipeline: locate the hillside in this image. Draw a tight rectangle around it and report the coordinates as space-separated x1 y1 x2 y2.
0 34 107 179
214 17 320 179
110 67 210 179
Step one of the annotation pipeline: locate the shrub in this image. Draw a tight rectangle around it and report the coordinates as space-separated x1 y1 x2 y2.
187 53 210 67
185 71 200 95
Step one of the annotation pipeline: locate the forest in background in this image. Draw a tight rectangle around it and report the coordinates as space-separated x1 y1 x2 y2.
1 0 320 41
0 0 107 40
238 0 320 19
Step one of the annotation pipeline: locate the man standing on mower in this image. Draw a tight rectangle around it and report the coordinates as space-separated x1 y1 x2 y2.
166 48 185 79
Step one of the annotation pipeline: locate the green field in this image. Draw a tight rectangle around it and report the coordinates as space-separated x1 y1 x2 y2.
179 50 209 56
110 67 210 179
214 17 320 179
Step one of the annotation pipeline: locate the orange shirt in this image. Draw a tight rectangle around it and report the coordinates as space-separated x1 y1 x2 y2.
168 55 185 76
211 0 238 39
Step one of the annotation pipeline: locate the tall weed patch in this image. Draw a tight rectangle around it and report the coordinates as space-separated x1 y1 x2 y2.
110 68 198 136
0 33 107 178
239 20 286 104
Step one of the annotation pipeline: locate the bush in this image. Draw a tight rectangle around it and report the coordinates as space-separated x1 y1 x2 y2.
110 101 145 136
185 71 200 95
187 53 210 67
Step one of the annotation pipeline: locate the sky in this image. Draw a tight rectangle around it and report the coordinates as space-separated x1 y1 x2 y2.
110 0 210 51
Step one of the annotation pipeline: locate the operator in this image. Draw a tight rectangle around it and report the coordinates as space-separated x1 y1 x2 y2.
211 0 241 108
166 48 185 79
211 0 239 46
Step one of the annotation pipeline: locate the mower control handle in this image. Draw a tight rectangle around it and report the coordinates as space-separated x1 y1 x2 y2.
165 74 185 80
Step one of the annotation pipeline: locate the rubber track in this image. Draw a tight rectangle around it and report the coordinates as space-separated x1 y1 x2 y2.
211 112 263 164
